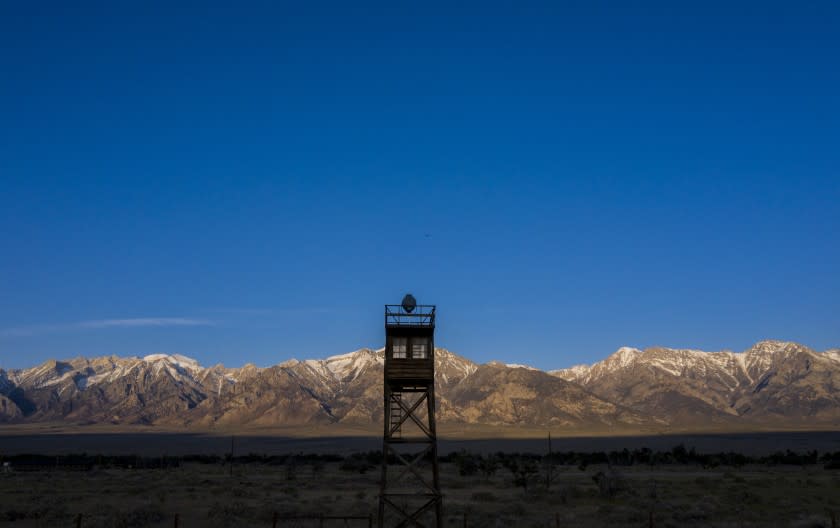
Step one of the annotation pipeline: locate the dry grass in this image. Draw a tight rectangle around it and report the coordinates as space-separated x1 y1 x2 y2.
1 460 839 527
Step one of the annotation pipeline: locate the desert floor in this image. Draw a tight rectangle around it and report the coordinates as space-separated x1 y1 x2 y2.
1 458 839 527
1 426 840 455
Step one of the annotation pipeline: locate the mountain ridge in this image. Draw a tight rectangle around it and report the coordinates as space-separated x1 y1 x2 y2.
1 340 838 430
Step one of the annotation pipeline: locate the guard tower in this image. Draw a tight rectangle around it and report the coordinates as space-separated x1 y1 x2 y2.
378 294 442 528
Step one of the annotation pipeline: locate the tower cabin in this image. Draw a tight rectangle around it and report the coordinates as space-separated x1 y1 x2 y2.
384 297 435 386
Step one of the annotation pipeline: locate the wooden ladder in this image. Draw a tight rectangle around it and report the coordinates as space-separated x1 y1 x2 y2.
390 394 402 438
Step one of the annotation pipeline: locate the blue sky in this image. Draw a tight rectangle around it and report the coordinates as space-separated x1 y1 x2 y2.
1 1 838 370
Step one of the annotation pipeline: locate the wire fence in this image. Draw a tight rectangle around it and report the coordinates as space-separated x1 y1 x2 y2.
64 507 840 528
70 512 374 528
270 514 373 527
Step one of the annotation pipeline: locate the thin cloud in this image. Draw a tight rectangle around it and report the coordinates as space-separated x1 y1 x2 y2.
77 318 212 328
207 307 333 315
0 317 214 337
207 308 277 316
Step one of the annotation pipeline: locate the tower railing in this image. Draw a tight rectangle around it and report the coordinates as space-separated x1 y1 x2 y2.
384 305 435 327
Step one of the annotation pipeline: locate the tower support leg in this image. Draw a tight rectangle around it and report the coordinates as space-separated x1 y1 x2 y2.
378 384 442 528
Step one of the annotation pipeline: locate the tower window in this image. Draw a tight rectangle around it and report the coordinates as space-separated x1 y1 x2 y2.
393 337 407 359
412 341 428 359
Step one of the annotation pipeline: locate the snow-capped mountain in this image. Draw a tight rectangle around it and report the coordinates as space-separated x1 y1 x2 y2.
1 341 838 430
0 348 483 427
551 341 840 426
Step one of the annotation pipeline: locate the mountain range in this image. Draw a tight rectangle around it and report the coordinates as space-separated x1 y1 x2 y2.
1 340 838 432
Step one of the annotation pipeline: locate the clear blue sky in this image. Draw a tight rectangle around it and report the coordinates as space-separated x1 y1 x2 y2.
1 1 838 370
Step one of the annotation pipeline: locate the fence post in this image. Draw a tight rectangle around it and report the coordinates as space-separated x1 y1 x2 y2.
463 512 467 528
273 512 278 528
649 511 654 528
174 513 179 528
368 513 373 528
229 436 234 477
555 512 560 528
320 513 324 528
546 431 553 489
829 509 837 528
75 513 82 528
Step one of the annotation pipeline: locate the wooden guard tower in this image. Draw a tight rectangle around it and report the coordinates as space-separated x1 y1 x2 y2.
378 294 442 528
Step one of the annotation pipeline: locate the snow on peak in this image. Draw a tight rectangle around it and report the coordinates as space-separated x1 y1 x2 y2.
752 339 794 349
745 341 802 360
607 347 641 368
743 341 802 374
142 354 202 371
505 363 538 370
824 349 840 364
324 348 383 378
616 346 641 354
324 350 362 362
549 364 590 381
298 348 384 383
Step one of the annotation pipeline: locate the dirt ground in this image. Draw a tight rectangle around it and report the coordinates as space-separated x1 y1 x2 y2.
1 459 839 527
1 427 840 456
